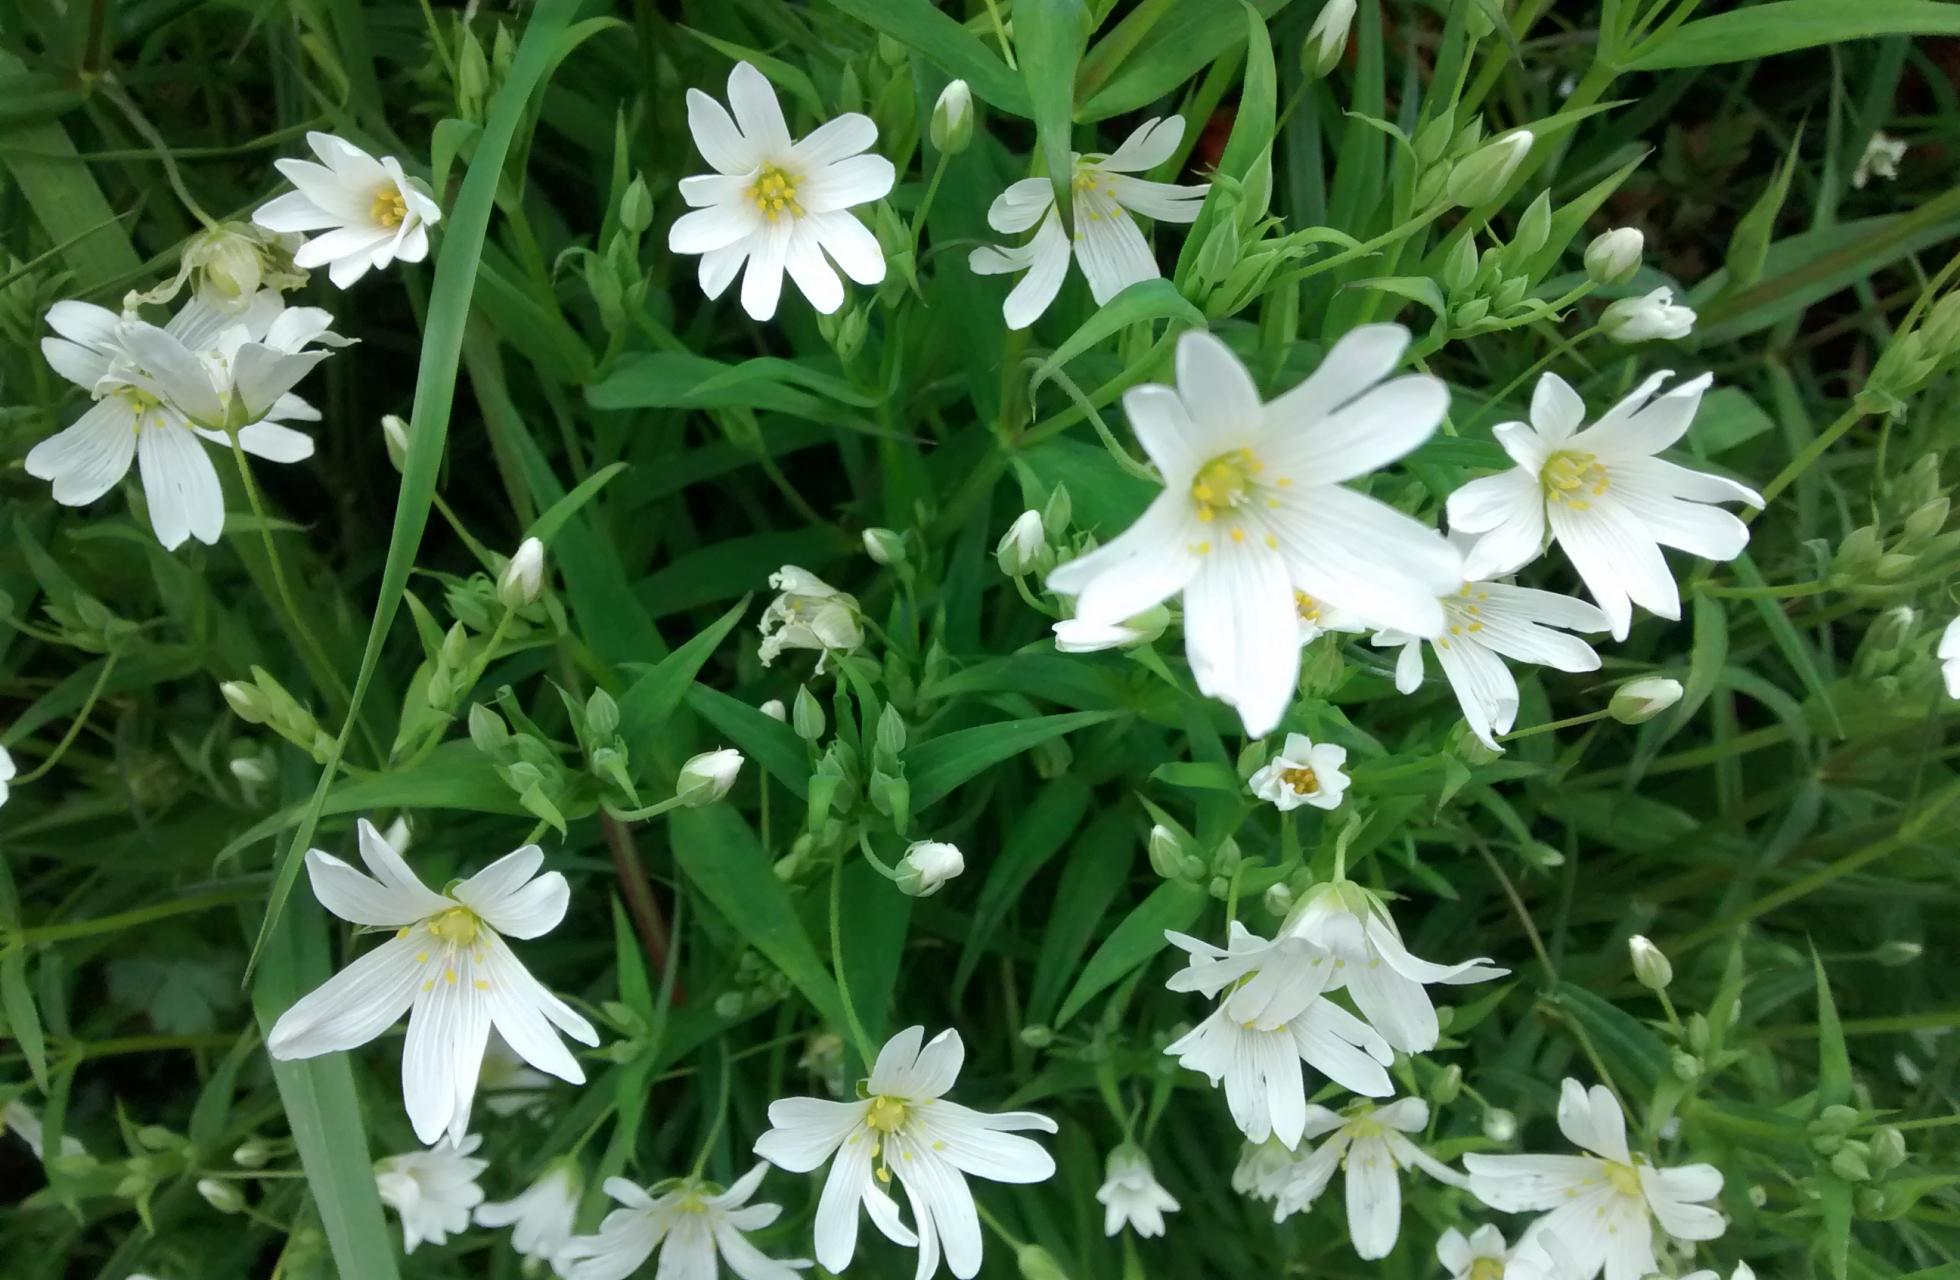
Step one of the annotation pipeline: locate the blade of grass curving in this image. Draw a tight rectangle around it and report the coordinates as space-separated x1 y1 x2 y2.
245 0 583 980
1017 0 1088 227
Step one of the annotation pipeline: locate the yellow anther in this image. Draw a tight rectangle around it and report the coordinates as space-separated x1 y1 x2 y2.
443 967 457 985
1605 1161 1643 1198
415 951 429 965
371 187 408 228
1280 766 1319 796
1295 591 1322 622
1190 449 1260 520
865 1096 908 1133
474 979 490 991
1543 450 1609 508
427 906 482 947
748 167 804 221
1230 527 1246 543
396 926 410 939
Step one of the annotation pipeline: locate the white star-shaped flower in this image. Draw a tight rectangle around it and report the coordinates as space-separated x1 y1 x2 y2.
671 62 895 321
969 116 1209 329
1045 327 1461 737
753 1026 1056 1280
1247 731 1351 811
1447 371 1763 640
1465 1079 1726 1280
375 1134 487 1254
1261 1097 1466 1258
266 820 599 1146
555 1162 809 1280
253 131 442 287
1095 1145 1179 1238
1436 1223 1568 1280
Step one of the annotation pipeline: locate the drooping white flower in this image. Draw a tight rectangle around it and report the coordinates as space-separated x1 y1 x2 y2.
1262 1098 1466 1258
28 292 336 549
1231 1138 1294 1201
1163 924 1394 1147
1370 566 1608 751
678 748 745 806
1446 371 1763 640
759 566 863 671
1051 605 1169 653
1466 1079 1726 1280
670 62 894 321
3 1099 85 1159
555 1162 809 1280
1045 328 1461 737
1600 287 1696 343
266 819 599 1146
1938 617 1959 698
969 117 1208 329
253 131 442 288
375 1133 487 1253
1437 1223 1567 1280
752 1026 1057 1280
1852 131 1906 189
1247 731 1350 811
895 840 964 897
1286 881 1506 1055
475 1160 581 1267
0 745 13 809
1096 1146 1179 1238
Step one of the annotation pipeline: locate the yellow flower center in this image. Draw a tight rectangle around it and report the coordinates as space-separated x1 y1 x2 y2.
1280 766 1320 795
677 1191 708 1214
1471 1260 1507 1280
1295 591 1322 623
1604 1159 1643 1198
371 187 408 228
1437 583 1490 652
1191 450 1262 521
749 166 803 221
426 905 482 947
1542 449 1609 510
865 1096 908 1133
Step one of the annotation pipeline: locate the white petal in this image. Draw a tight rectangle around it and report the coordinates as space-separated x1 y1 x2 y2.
304 849 433 926
1175 331 1264 454
119 324 225 424
1121 384 1205 482
232 344 330 424
671 205 758 255
453 845 546 921
909 1028 965 1097
137 423 224 549
1046 489 1201 620
1549 498 1677 640
897 1144 984 1278
480 934 596 1078
46 299 122 349
1261 324 1412 431
784 230 845 314
233 420 316 463
727 62 792 156
700 242 749 299
1450 471 1547 579
1346 1136 1403 1259
807 210 886 285
266 936 422 1059
1268 487 1457 636
739 225 790 321
1260 373 1448 484
868 1025 926 1093
680 173 749 208
1072 190 1159 306
686 88 756 174
994 209 1071 330
792 112 878 167
1433 633 1519 749
800 154 895 213
1098 116 1185 172
41 336 111 389
755 1099 867 1172
812 1125 874 1271
1530 371 1587 442
1103 173 1209 222
403 972 483 1144
1573 372 1712 460
26 398 138 505
1182 545 1301 738
293 223 395 271
985 177 1057 234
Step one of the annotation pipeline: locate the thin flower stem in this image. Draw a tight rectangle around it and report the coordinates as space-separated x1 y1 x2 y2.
857 830 901 883
1457 324 1601 437
99 79 219 230
1469 830 1557 984
1009 573 1054 617
603 794 685 823
688 1041 734 1180
14 649 119 785
909 149 952 246
14 886 264 946
974 1202 1026 1251
981 0 1016 67
829 851 879 1073
1500 708 1610 742
601 813 677 988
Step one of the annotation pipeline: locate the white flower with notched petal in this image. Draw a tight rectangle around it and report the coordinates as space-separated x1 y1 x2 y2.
1370 561 1608 751
1286 881 1506 1055
759 565 864 671
753 1026 1057 1280
1262 1098 1465 1258
266 819 599 1146
1466 1079 1726 1280
28 292 335 549
375 1134 487 1254
1163 924 1393 1148
1683 1264 1755 1280
1046 328 1461 737
1447 371 1763 640
1096 1146 1179 1238
475 1160 581 1267
1939 616 1960 698
555 1163 809 1280
671 62 894 321
1437 1223 1568 1280
969 117 1209 329
253 131 442 288
1247 731 1350 811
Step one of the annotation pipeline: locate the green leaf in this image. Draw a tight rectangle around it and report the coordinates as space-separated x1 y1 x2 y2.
526 461 629 546
954 779 1091 995
1079 0 1286 122
685 685 810 799
1172 3 1276 281
837 859 911 1045
1053 880 1206 1028
1548 981 1669 1095
1813 945 1850 1107
822 0 1028 114
0 51 144 293
615 597 750 761
1628 0 1960 70
905 710 1120 808
586 352 879 414
0 946 47 1091
1017 0 1089 225
1027 811 1136 1022
1029 279 1205 397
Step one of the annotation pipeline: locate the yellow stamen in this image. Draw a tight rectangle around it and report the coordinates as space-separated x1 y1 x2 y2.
427 906 482 947
1543 450 1609 508
1280 766 1320 796
371 187 407 228
748 166 804 221
1604 1160 1643 1198
865 1096 908 1132
1190 449 1259 518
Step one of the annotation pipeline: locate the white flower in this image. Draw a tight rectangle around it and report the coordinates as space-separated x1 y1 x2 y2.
1291 590 1366 647
1683 1265 1755 1280
1163 924 1395 1147
679 747 745 806
1231 1138 1294 1200
760 698 788 722
1437 1223 1567 1280
1045 328 1461 737
996 510 1046 575
481 1030 557 1118
752 1026 1057 1280
1583 228 1643 285
1051 605 1168 653
1287 881 1507 1054
3 1099 85 1160
670 62 894 321
1305 0 1357 75
28 292 335 549
0 745 13 809
109 293 349 434
1370 566 1608 751
1938 617 1959 698
895 840 964 897
1852 131 1906 189
1466 1078 1726 1280
1247 732 1350 811
1600 287 1696 343
1096 1146 1179 1238
759 565 863 670
498 537 545 609
375 1134 487 1253
1263 1098 1466 1258
969 117 1209 329
558 1163 808 1280
476 1160 581 1266
253 131 442 288
266 819 599 1145
1446 371 1763 640
1609 675 1684 724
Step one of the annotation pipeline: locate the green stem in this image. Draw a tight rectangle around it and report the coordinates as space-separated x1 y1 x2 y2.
603 794 687 823
830 852 878 1073
909 150 951 246
14 649 120 784
15 886 264 945
1500 708 1610 742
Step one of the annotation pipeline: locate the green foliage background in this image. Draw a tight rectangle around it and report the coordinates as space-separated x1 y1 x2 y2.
2 1 1958 1278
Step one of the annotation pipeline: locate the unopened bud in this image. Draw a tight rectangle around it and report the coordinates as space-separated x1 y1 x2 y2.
1304 0 1356 76
1831 1147 1872 1182
497 537 545 609
1432 1063 1462 1105
930 80 974 154
221 681 270 724
1147 824 1186 880
586 689 620 740
677 748 743 806
468 703 510 754
862 527 906 566
1870 1126 1907 1173
1610 677 1683 724
1629 934 1674 989
1019 1023 1053 1049
1263 882 1294 916
792 685 826 741
1483 1108 1518 1142
198 1177 246 1213
1584 227 1644 285
895 840 964 897
1446 130 1532 207
1875 939 1922 967
1670 1048 1702 1081
618 176 653 235
996 510 1046 576
380 414 410 472
759 698 787 722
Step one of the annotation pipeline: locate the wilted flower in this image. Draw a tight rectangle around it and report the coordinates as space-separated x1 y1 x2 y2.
1610 676 1684 724
1247 732 1351 812
253 131 442 288
1096 1146 1179 1238
1583 227 1643 284
1852 131 1906 189
895 840 964 896
930 80 974 155
498 537 545 609
375 1134 487 1254
677 747 744 806
1601 287 1696 342
759 566 863 670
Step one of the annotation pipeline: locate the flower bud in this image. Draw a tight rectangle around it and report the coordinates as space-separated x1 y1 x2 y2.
220 680 270 724
1304 0 1356 77
1019 1023 1053 1049
759 698 787 722
862 527 906 566
1482 1108 1518 1142
677 748 743 806
1263 882 1294 917
232 1138 274 1168
930 80 974 155
1446 130 1533 207
1584 227 1643 285
497 537 545 609
229 750 275 786
1670 1048 1702 1081
1431 1063 1463 1105
1875 939 1922 967
197 1176 247 1214
1610 677 1683 724
468 703 510 754
996 510 1046 576
895 840 964 897
792 685 826 741
618 175 653 235
586 689 620 740
1147 824 1187 880
1870 1125 1907 1173
1628 934 1674 990
1921 292 1960 356
1831 1146 1872 1183
1601 286 1696 343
